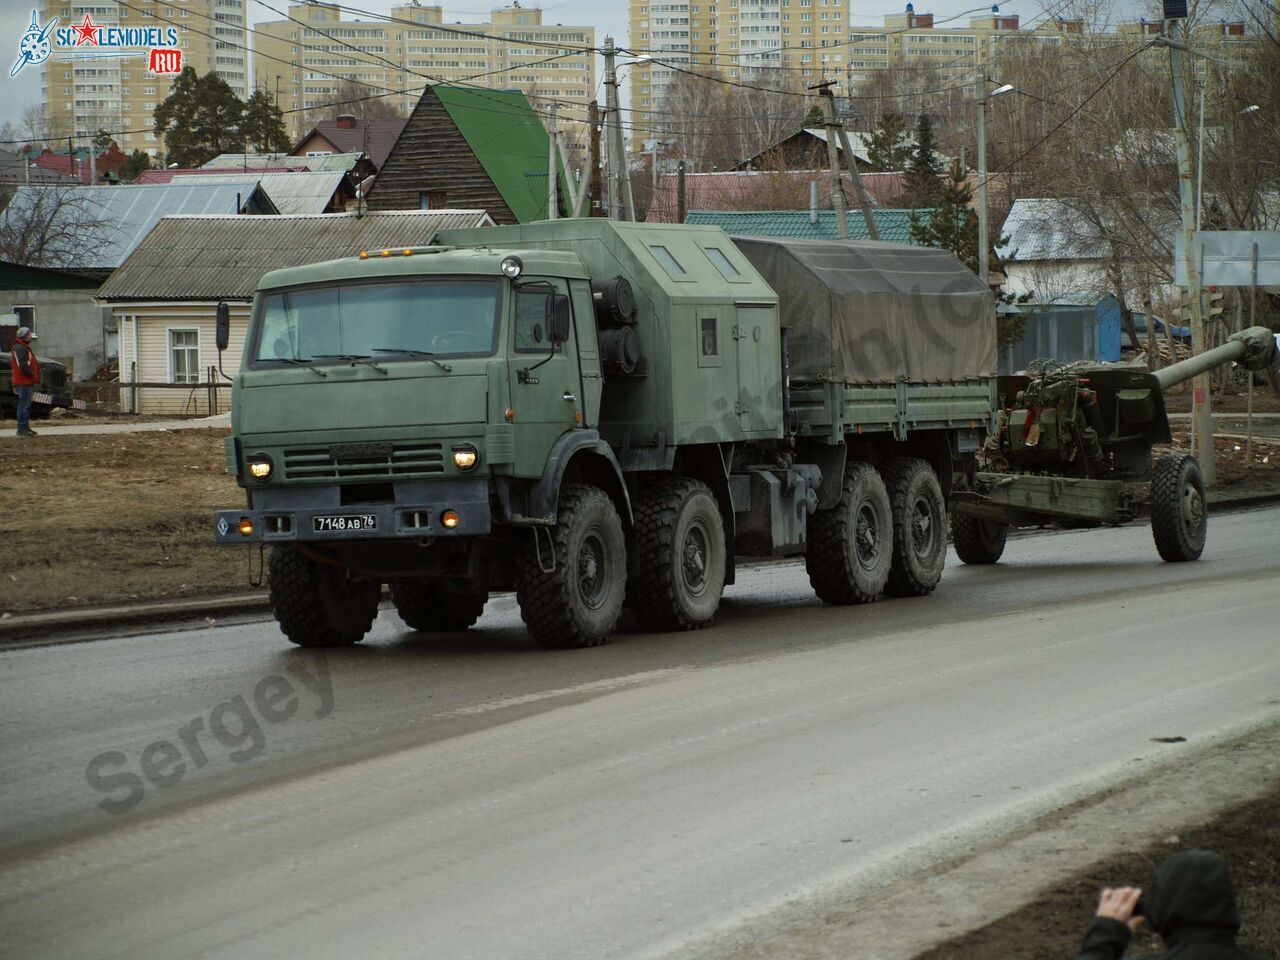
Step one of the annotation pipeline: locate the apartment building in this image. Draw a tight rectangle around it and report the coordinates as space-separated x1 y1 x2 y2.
253 2 595 145
629 0 856 153
38 0 249 155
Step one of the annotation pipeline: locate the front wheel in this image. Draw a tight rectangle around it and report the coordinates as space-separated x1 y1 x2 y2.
268 545 380 647
629 477 727 631
1151 451 1206 562
514 484 627 648
391 580 487 632
950 513 1008 564
882 458 947 597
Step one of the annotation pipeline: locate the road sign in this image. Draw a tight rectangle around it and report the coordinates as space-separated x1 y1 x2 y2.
1162 0 1188 19
1174 230 1280 287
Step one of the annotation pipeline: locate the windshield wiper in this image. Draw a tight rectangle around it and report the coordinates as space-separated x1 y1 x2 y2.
371 347 452 373
312 353 389 375
260 357 327 378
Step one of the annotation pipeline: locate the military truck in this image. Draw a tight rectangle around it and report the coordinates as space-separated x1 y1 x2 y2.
214 221 996 648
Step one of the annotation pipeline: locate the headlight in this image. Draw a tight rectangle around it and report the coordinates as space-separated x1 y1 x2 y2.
500 255 523 279
451 445 479 470
246 454 273 480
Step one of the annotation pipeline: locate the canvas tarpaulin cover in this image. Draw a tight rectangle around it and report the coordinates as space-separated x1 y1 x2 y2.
731 236 996 383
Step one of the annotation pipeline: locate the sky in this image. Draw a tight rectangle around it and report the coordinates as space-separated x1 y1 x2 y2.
0 0 1147 141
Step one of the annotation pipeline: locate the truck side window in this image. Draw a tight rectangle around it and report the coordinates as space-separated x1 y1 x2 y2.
700 317 718 357
514 289 563 353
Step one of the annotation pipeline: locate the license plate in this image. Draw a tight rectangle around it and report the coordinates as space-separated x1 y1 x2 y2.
312 514 377 533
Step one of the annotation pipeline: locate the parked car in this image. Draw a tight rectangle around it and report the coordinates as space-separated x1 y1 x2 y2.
0 352 72 419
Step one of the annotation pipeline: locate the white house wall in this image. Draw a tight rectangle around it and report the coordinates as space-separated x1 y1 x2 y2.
113 302 251 415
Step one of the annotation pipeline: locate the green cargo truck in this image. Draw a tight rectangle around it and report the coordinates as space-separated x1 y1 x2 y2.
214 220 997 648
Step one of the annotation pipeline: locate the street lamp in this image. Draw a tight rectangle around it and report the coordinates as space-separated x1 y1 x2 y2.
976 78 1014 286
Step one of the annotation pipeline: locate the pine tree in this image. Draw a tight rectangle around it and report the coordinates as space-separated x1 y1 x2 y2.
901 113 942 206
864 112 911 171
908 163 1028 344
153 68 245 167
908 162 976 268
242 90 292 153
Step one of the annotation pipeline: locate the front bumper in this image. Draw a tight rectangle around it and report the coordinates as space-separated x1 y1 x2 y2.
214 479 491 544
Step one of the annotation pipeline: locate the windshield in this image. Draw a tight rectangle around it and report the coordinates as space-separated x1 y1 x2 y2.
252 278 501 363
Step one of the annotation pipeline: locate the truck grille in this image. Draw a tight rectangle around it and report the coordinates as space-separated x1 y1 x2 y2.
283 442 445 480
44 368 67 390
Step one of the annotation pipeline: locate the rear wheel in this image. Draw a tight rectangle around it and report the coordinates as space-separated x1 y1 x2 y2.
390 580 487 632
950 513 1008 564
268 545 380 647
514 484 627 648
1151 451 1206 562
805 462 892 604
882 458 947 597
629 477 726 631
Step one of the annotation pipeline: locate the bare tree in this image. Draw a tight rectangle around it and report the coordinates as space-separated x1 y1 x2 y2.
330 78 404 122
0 185 113 267
654 67 810 171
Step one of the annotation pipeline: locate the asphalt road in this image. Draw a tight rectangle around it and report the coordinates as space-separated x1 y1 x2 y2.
2 507 1279 960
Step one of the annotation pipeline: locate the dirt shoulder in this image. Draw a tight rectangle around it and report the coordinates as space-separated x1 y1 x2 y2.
910 782 1280 960
0 428 245 614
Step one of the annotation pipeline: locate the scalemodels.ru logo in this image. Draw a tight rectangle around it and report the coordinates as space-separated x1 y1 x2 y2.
9 9 183 78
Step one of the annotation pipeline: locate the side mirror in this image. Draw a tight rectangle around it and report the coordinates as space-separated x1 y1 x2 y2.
215 301 231 352
547 295 571 344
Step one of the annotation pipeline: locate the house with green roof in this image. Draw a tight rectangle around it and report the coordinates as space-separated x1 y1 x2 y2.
365 86 555 224
684 209 928 244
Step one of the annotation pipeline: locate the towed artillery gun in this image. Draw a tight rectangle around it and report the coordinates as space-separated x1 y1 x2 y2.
949 326 1280 564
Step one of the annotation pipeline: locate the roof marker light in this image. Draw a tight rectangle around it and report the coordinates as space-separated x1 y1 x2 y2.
359 250 369 259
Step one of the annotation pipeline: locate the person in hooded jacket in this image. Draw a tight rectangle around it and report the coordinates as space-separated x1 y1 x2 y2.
1076 849 1267 960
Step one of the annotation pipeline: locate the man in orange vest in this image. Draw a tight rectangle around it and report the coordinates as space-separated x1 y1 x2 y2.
10 326 40 437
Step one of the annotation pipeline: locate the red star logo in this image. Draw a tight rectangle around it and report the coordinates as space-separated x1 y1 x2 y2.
72 14 99 46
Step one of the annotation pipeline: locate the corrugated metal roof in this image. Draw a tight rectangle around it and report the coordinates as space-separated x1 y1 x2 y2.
171 171 347 215
685 209 925 244
203 152 364 173
97 210 495 301
646 170 907 223
997 198 1109 262
0 182 275 271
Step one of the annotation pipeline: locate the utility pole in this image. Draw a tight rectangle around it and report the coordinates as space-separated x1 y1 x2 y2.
1166 17 1215 484
586 101 602 217
602 37 634 222
547 102 558 220
812 83 849 240
976 73 990 286
833 117 879 240
650 139 661 193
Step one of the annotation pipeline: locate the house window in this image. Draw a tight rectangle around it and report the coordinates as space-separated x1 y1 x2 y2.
169 329 200 384
13 305 35 330
306 150 332 156
703 247 740 278
419 190 448 209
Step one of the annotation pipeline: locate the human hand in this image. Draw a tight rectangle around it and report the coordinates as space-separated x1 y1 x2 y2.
1096 886 1144 931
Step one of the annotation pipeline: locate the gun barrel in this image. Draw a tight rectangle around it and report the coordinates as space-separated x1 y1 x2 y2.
1153 326 1277 391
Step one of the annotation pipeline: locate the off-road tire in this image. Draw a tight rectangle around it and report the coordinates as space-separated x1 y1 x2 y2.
628 477 726 631
268 545 380 647
805 462 893 604
1151 451 1207 562
514 484 626 648
882 458 947 597
950 513 1008 564
390 581 487 631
